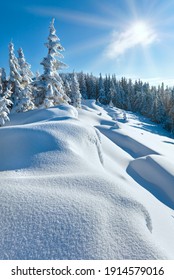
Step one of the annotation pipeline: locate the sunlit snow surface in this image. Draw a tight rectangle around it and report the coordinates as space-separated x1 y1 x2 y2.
0 100 174 259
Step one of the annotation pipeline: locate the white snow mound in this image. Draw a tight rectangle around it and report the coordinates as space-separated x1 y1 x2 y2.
0 101 174 260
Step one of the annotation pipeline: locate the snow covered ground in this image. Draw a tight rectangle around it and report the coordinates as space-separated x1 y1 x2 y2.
0 100 174 259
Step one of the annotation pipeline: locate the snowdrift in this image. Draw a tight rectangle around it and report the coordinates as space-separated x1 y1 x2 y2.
0 100 174 259
127 155 174 209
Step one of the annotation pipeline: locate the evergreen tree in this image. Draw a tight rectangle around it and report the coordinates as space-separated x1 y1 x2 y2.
169 108 174 133
78 72 88 99
0 68 8 94
33 18 70 108
98 73 107 104
163 87 174 131
127 79 134 111
69 72 81 108
117 80 126 109
104 75 109 99
8 42 23 109
140 83 151 116
86 73 97 99
112 80 120 107
108 79 116 105
150 87 158 122
16 48 35 112
105 75 112 103
63 78 72 100
18 48 33 84
0 87 13 126
14 86 35 113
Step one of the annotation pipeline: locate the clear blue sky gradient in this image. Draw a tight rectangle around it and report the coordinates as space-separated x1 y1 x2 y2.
1 0 174 85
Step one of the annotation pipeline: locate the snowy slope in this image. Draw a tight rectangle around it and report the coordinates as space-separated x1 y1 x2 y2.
0 100 174 259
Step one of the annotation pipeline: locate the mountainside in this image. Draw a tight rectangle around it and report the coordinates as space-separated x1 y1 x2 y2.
0 100 174 259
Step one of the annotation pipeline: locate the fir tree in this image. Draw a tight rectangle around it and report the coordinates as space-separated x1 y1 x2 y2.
127 79 134 111
15 48 35 112
108 79 116 105
0 87 13 126
0 68 8 94
70 72 81 108
14 86 35 113
86 73 97 99
8 42 23 109
17 48 33 84
33 18 70 108
64 78 72 100
98 73 107 104
78 72 88 99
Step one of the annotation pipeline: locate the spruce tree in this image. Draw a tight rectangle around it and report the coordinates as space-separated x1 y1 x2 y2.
18 48 33 84
8 42 23 109
70 72 81 108
98 73 107 104
108 79 116 105
64 78 72 100
15 48 35 112
78 72 88 99
86 73 97 99
0 87 13 126
33 18 70 108
0 68 8 94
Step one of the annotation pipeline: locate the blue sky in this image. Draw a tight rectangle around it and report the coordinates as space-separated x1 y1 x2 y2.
1 0 174 85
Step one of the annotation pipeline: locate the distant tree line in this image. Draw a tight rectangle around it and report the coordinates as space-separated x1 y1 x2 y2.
72 72 174 133
0 18 174 134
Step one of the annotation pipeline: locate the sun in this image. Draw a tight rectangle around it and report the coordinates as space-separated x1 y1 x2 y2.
130 21 155 45
132 22 149 40
105 19 158 59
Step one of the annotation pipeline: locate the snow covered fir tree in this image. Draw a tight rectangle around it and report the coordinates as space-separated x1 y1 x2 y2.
8 42 23 111
33 18 70 108
69 72 81 108
0 87 12 126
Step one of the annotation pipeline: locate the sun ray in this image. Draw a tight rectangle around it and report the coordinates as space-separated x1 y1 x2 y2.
141 46 160 78
95 1 129 28
122 47 139 77
27 6 117 29
124 0 139 19
66 34 110 56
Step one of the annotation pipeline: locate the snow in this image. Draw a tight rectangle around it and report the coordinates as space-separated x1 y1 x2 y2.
0 100 174 259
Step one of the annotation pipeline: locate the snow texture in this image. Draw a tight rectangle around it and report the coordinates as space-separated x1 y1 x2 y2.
0 100 174 259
